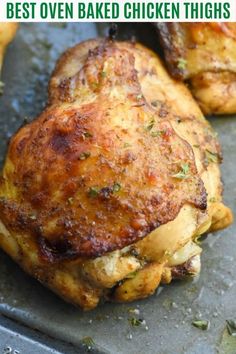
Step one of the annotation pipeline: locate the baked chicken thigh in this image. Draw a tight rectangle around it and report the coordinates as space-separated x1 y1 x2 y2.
156 23 236 115
0 39 233 309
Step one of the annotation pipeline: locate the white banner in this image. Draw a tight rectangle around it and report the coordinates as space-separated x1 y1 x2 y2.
0 0 236 22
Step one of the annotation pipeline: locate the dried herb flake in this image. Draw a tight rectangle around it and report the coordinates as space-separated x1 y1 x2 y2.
101 71 106 78
79 152 91 160
177 58 187 70
145 118 155 131
123 142 132 148
205 150 219 164
83 131 93 138
126 271 137 279
113 183 121 193
172 163 190 179
68 197 74 205
88 187 100 198
129 318 143 327
192 320 210 331
209 197 216 203
151 100 159 107
226 320 236 336
136 94 143 100
150 130 165 137
81 336 95 349
29 214 37 220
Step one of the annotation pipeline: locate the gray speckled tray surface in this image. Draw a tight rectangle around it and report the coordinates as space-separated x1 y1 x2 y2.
0 23 235 354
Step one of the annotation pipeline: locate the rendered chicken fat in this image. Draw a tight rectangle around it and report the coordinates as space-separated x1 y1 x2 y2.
0 39 233 309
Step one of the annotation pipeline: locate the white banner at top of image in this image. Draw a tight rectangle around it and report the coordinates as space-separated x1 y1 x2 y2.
0 0 236 22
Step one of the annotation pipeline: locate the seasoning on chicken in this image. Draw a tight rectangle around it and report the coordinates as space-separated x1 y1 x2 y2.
0 39 232 310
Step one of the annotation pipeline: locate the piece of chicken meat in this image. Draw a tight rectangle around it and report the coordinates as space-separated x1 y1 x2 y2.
156 23 236 115
0 39 233 309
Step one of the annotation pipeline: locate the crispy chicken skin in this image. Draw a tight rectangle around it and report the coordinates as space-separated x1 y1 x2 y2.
0 23 18 72
0 39 233 309
156 23 236 115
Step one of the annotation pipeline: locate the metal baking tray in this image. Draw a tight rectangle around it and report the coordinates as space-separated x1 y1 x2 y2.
0 23 235 354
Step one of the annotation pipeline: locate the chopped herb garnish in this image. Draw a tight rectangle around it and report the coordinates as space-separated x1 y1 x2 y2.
150 130 165 137
177 58 187 70
219 325 236 352
88 187 100 198
209 197 216 203
151 100 159 107
126 271 137 279
113 183 121 193
129 318 143 327
0 81 5 95
226 320 236 336
68 197 74 205
123 142 132 148
83 131 93 138
172 163 190 179
101 71 106 78
81 336 95 349
136 94 143 100
29 214 37 220
128 308 140 315
193 144 200 148
91 82 99 89
192 320 210 331
145 118 155 131
205 150 219 164
164 249 172 257
79 152 91 160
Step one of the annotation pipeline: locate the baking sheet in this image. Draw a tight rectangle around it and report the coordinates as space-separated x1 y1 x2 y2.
0 23 235 354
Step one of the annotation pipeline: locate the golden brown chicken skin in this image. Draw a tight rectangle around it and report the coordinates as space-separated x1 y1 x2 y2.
156 23 236 115
0 39 232 310
0 40 207 259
